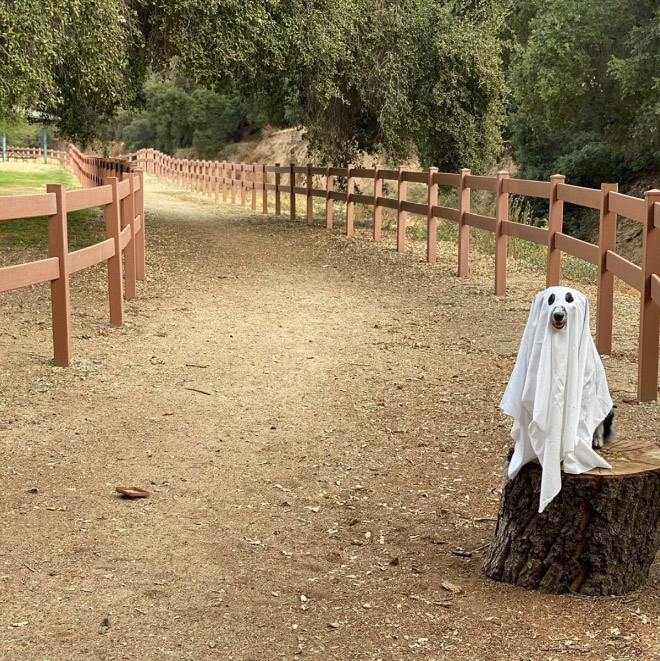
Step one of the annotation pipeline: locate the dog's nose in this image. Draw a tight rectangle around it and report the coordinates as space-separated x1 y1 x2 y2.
553 312 563 321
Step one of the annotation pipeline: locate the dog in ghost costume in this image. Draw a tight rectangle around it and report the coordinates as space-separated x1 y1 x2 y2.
500 286 614 513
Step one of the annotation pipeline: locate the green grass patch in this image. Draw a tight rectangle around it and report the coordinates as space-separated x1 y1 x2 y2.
0 162 78 194
0 208 104 253
0 162 105 253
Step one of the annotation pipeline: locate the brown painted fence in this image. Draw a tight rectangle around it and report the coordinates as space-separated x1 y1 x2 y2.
0 145 145 366
131 148 660 403
5 147 69 166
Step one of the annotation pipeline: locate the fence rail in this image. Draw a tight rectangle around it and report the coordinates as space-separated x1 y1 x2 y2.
130 147 660 403
4 147 69 166
0 146 145 365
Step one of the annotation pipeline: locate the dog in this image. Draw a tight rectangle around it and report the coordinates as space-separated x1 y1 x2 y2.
549 290 615 449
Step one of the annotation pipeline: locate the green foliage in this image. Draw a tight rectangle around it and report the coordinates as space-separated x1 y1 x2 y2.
508 0 660 187
199 0 509 170
0 0 144 144
0 114 33 143
2 0 507 171
119 80 258 157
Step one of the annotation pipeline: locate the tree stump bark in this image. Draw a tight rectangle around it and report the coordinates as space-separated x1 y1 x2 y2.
483 438 660 595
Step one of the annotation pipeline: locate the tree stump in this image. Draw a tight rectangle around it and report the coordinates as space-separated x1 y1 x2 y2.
483 439 660 595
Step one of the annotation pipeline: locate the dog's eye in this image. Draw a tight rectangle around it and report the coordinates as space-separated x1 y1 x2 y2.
548 294 555 305
565 292 574 303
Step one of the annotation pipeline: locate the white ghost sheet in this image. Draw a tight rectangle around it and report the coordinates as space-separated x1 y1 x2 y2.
500 286 612 512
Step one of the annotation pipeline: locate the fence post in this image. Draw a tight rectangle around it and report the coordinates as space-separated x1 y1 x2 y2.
290 163 296 220
458 168 471 277
595 182 618 354
494 170 510 296
104 177 124 326
215 162 220 201
231 164 237 204
275 163 281 215
121 172 137 300
135 168 146 281
262 165 268 214
240 163 247 207
326 163 334 229
373 164 383 242
47 184 72 366
306 163 313 225
222 161 227 202
397 166 407 252
252 163 258 211
346 165 355 236
637 190 660 401
546 174 565 287
426 167 438 263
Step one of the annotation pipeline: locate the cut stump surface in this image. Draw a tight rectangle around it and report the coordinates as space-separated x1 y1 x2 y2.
483 438 660 595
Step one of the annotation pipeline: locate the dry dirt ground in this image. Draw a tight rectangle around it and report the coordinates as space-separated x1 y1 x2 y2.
1 174 660 661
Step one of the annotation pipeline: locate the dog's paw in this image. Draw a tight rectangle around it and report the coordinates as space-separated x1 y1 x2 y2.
592 422 605 449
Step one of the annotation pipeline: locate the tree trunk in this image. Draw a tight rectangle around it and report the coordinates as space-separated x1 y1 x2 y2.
483 438 660 595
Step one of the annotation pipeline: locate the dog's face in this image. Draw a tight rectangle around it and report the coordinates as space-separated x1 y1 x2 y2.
548 290 575 330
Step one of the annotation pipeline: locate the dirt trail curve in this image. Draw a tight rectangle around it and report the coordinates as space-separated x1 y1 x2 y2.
1 175 660 660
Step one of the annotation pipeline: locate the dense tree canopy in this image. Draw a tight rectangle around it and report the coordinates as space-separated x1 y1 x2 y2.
0 0 269 144
0 0 142 143
1 0 508 170
118 80 264 157
182 0 508 170
508 0 660 187
6 0 660 208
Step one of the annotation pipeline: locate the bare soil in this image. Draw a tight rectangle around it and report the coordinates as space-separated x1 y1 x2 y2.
1 175 660 660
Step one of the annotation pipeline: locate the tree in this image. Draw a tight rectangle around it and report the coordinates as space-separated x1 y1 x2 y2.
0 0 144 144
119 80 258 157
0 0 262 144
183 0 508 169
508 0 660 187
2 0 509 172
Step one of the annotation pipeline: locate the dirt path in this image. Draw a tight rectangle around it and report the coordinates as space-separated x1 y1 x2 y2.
1 175 660 660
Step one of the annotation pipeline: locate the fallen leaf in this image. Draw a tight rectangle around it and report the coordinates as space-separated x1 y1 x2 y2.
441 581 463 594
116 486 150 499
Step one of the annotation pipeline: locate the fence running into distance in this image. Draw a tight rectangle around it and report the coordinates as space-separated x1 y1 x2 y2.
130 147 660 403
3 147 70 166
0 145 145 366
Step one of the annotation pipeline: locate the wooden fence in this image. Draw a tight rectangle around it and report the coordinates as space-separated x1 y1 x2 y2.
0 145 145 366
131 147 660 403
4 147 69 166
